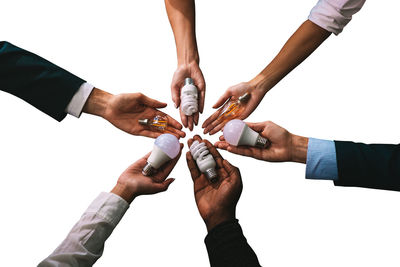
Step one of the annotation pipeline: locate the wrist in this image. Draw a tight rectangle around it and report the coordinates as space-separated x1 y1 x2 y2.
290 135 309 163
111 182 136 204
83 88 113 118
177 50 199 66
249 75 273 94
204 211 236 232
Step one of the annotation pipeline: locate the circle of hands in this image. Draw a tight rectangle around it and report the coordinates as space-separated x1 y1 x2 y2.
106 72 295 227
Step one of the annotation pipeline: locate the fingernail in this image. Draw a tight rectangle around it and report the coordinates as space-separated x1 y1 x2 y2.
174 103 177 108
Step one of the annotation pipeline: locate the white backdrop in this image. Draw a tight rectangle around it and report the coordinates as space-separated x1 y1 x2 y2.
1 0 400 266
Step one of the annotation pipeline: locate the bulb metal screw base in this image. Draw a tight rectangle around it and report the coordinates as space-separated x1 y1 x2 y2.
205 168 218 183
255 135 269 148
142 162 155 176
185 77 194 85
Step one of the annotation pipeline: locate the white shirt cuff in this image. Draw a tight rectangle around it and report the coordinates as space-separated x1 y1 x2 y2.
65 82 95 118
87 192 130 227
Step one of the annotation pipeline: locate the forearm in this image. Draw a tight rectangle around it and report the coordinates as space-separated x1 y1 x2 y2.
165 0 199 65
205 220 261 267
250 20 331 92
290 134 309 164
39 192 129 267
82 88 113 117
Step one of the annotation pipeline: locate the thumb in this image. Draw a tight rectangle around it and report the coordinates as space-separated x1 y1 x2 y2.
212 90 231 109
138 93 167 108
246 122 266 133
171 85 181 108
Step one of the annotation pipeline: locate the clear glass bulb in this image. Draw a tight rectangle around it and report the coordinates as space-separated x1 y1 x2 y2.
138 115 168 132
142 134 180 176
223 119 268 148
215 92 250 124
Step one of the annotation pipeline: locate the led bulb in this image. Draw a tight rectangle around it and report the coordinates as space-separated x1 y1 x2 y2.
223 119 268 148
181 78 198 115
190 140 218 182
142 134 180 176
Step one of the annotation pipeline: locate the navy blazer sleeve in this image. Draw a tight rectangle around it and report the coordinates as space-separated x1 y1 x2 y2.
334 141 400 191
0 41 85 121
205 220 261 267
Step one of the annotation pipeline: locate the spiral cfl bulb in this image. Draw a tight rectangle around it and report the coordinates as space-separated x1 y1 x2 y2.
142 134 180 176
223 119 268 148
181 78 198 116
190 140 218 182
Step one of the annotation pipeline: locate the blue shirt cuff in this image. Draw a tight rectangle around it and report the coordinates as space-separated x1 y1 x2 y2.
306 138 338 181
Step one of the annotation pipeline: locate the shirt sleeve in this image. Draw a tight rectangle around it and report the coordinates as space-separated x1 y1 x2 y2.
306 138 339 180
308 0 366 35
205 219 261 267
38 192 129 267
65 82 94 118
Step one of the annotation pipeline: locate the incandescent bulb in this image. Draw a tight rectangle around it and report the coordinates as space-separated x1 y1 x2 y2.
223 119 268 148
139 115 169 133
181 78 198 116
190 140 218 182
142 134 180 176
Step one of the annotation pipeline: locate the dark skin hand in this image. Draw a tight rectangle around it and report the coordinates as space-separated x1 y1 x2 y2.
187 135 242 231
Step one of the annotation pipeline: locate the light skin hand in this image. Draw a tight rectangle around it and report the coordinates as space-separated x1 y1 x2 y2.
111 145 183 204
187 135 242 231
202 80 266 135
203 20 331 136
171 62 205 131
215 121 308 163
83 88 186 139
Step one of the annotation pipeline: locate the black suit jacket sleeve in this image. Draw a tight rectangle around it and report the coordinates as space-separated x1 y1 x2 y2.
334 141 400 191
0 41 85 121
205 219 261 267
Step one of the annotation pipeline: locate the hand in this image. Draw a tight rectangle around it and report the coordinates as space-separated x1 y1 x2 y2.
215 121 308 163
83 89 186 138
186 135 242 231
111 145 183 203
171 62 205 131
202 80 266 135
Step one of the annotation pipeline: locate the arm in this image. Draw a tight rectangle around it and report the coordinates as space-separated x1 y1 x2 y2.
165 0 205 131
39 149 182 266
0 41 85 121
186 136 261 267
203 0 366 135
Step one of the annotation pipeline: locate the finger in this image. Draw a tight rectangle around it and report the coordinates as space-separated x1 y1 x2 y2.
187 115 193 131
199 88 205 113
138 93 167 108
222 159 239 176
202 110 220 130
164 113 183 130
219 135 225 141
203 139 224 168
165 126 186 138
131 151 152 169
208 122 226 136
180 108 188 128
212 90 231 109
226 145 256 158
140 130 162 139
214 141 229 150
171 84 181 108
193 112 199 126
186 151 201 180
246 122 266 133
152 178 175 193
192 134 203 143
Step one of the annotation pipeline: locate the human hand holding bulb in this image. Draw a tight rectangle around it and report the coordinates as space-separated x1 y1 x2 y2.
186 135 242 231
215 121 308 163
171 62 205 131
83 89 186 139
111 147 182 204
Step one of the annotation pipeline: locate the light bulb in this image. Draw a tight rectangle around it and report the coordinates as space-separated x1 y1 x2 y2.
190 140 218 182
181 78 198 115
142 133 180 176
138 115 169 133
223 119 268 148
215 92 250 123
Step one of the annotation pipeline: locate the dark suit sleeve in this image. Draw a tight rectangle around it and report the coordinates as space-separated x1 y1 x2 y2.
205 219 261 267
0 41 85 121
334 141 400 191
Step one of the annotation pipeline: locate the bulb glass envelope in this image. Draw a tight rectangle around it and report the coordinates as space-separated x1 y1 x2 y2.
147 134 180 169
223 119 262 147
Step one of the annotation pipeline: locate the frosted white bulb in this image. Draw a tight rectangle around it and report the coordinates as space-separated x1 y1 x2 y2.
181 78 198 116
142 134 180 176
223 119 268 148
190 140 218 182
